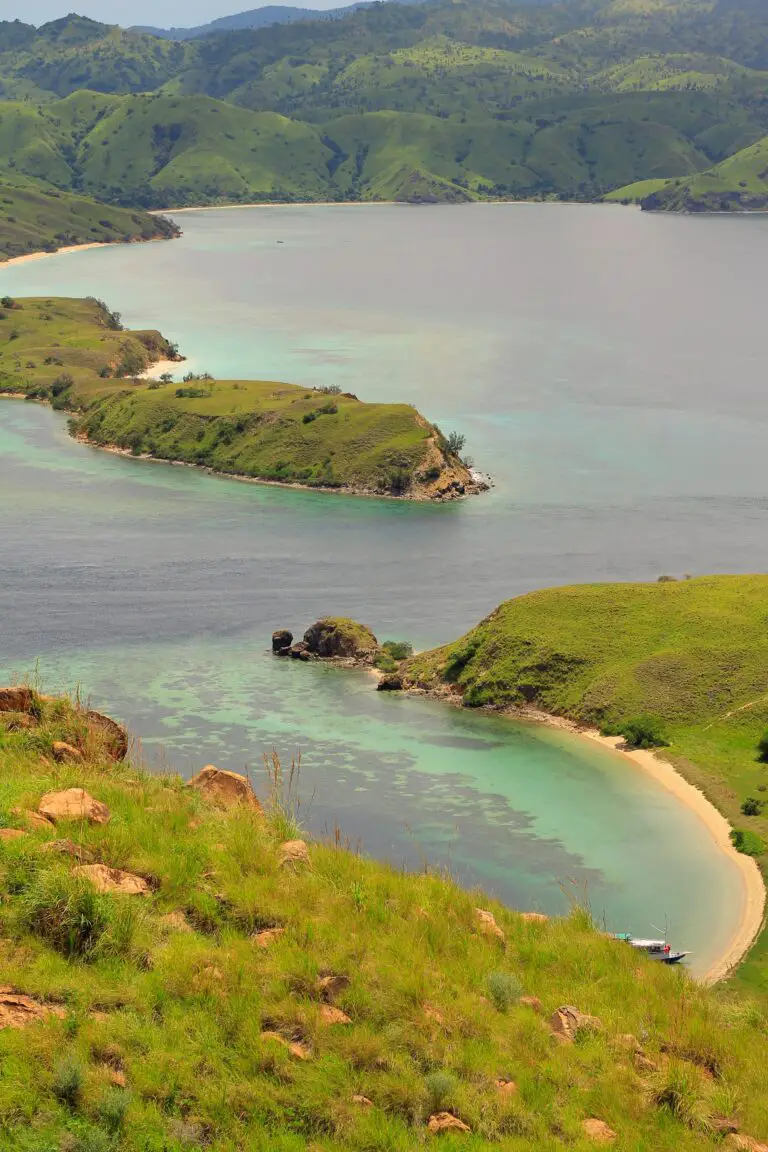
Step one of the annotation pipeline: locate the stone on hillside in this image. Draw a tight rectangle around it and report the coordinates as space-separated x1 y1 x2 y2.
423 1004 445 1024
0 687 33 713
108 1069 127 1088
319 1005 352 1025
187 765 262 811
86 710 129 761
0 828 26 842
51 741 82 763
74 864 150 895
261 1031 311 1060
40 839 94 862
5 713 35 731
352 1095 373 1108
316 973 350 1002
253 927 285 948
0 987 65 1029
614 1033 642 1053
475 907 505 942
519 995 543 1013
582 1118 617 1144
633 1051 658 1074
377 674 403 691
288 643 312 660
303 618 378 660
272 629 293 654
495 1079 517 1095
427 1112 471 1135
279 839 310 869
160 911 193 933
726 1137 768 1152
520 911 548 922
38 788 110 826
549 1005 602 1043
19 809 54 831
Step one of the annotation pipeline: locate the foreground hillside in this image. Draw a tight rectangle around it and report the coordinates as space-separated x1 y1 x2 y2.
401 576 768 987
0 180 180 261
641 135 768 211
0 297 475 498
0 0 767 206
1 689 768 1150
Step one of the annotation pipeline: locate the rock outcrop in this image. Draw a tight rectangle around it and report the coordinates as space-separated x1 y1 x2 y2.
582 1118 617 1144
549 1005 602 1043
187 766 262 812
38 788 111 826
51 741 82 763
0 987 65 1029
427 1113 471 1135
73 864 150 895
278 839 310 869
377 673 403 691
86 710 128 761
0 687 33 713
475 907 505 942
303 618 378 660
272 630 293 654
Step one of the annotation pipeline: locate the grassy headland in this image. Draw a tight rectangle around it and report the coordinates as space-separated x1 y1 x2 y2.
0 179 181 263
0 297 477 499
400 576 768 989
2 689 768 1149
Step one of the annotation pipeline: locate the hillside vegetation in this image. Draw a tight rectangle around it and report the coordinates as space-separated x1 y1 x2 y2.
0 0 766 206
0 180 180 262
401 576 768 989
2 689 768 1149
640 134 768 210
0 297 474 498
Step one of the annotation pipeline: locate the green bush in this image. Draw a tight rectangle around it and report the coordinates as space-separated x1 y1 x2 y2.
604 714 669 749
731 828 765 857
382 640 413 661
424 1070 457 1112
17 869 142 960
756 730 768 763
741 797 762 816
53 1057 83 1107
98 1087 129 1133
487 971 522 1012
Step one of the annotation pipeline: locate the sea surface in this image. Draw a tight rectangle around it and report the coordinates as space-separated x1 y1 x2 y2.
2 203 767 973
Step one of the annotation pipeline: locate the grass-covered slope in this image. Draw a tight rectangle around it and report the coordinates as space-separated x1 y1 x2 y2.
0 297 474 499
2 690 768 1150
0 180 180 262
641 135 768 211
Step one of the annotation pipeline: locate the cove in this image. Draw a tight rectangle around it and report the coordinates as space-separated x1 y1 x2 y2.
0 397 749 978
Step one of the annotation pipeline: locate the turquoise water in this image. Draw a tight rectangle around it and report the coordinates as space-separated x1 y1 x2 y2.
2 203 766 973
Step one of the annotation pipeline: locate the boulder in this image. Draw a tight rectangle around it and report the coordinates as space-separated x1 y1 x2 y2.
727 1137 768 1152
86 710 128 762
0 987 65 1029
495 1079 517 1095
319 1005 351 1025
5 713 35 731
51 741 82 763
288 643 312 661
187 766 262 812
519 996 543 1013
582 1118 617 1144
475 907 505 942
633 1052 658 1074
40 839 94 863
19 809 54 831
549 1005 602 1043
520 911 548 923
272 629 293 654
316 973 350 1002
0 687 33 713
261 1031 311 1060
427 1113 471 1135
160 911 193 933
352 1095 373 1108
73 864 150 895
0 828 26 843
108 1069 127 1089
38 788 110 826
279 839 310 869
253 927 285 948
377 674 403 691
303 618 378 660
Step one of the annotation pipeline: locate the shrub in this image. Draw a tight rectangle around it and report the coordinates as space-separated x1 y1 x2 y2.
1 296 15 309
657 574 677 582
425 1070 457 1112
741 797 762 816
382 640 413 661
53 1057 83 1107
756 730 768 763
731 828 765 857
605 714 669 749
446 430 466 455
51 373 74 397
98 1087 129 1133
17 869 141 960
375 652 398 673
487 971 522 1012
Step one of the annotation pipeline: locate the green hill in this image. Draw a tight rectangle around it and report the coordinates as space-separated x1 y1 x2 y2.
0 296 475 499
640 134 768 210
1 688 768 1149
0 180 180 262
0 1 767 207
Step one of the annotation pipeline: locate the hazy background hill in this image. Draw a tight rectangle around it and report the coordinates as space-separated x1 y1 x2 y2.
0 0 765 212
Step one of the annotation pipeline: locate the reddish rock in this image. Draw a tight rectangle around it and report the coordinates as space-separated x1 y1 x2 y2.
519 995 543 1013
253 927 285 948
74 864 150 896
160 911 193 933
261 1031 311 1060
279 839 310 869
495 1079 517 1095
0 988 65 1029
51 741 82 763
316 973 350 1002
86 710 129 761
20 810 54 831
352 1095 373 1108
187 765 262 811
38 788 110 826
520 911 548 923
108 1069 127 1088
582 1118 617 1144
427 1112 471 1135
727 1137 768 1152
549 1005 602 1043
475 907 505 942
40 839 94 862
0 687 33 713
0 828 25 843
319 1005 351 1025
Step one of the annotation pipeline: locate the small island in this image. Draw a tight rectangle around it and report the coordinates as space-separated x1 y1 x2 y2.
0 296 483 500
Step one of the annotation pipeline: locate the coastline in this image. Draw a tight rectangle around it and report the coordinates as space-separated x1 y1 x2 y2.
1 241 112 268
396 683 765 983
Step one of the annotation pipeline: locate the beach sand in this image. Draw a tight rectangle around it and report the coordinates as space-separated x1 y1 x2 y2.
2 242 112 268
139 359 183 379
523 709 766 984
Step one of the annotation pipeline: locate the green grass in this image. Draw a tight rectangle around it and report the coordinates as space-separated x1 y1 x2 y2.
402 575 768 991
604 178 671 202
641 135 768 211
0 297 470 497
2 690 768 1149
0 179 180 262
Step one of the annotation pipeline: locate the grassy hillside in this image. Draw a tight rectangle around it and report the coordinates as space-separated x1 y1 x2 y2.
401 576 768 988
2 690 768 1149
640 134 768 210
0 297 474 498
0 0 767 206
0 180 180 262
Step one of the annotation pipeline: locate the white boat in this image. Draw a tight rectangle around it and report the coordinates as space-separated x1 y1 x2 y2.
612 933 689 965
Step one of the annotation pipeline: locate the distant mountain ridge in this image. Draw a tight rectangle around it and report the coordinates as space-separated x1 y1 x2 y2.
131 2 378 41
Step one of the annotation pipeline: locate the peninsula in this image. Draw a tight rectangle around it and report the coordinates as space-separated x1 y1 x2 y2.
2 684 768 1150
0 296 480 499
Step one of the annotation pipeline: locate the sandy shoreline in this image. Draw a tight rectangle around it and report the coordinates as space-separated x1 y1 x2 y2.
2 241 112 268
503 705 765 984
138 359 184 379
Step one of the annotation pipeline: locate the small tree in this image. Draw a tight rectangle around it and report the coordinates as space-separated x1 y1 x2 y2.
741 797 762 817
757 731 768 763
446 430 466 456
